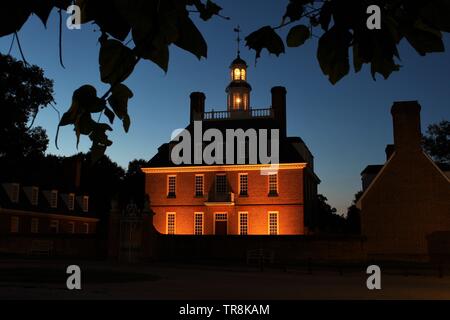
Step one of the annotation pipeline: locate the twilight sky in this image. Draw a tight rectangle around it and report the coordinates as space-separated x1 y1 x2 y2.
1 1 449 214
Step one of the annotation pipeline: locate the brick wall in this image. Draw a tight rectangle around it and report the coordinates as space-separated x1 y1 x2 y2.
146 168 305 235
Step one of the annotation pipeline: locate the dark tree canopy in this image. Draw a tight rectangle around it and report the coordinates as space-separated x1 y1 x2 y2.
0 54 54 160
1 0 449 157
423 120 450 164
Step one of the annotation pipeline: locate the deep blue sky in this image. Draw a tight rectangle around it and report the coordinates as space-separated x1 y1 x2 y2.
1 1 449 214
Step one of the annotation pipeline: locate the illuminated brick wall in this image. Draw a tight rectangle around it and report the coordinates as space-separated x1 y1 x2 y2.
145 165 305 235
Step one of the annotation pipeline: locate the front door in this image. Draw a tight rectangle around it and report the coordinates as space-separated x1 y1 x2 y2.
215 213 228 235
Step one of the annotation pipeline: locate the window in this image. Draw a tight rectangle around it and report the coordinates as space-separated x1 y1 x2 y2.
68 222 75 234
215 174 227 194
50 190 58 208
215 213 228 221
166 213 176 235
268 212 279 235
31 218 39 233
68 194 75 211
195 175 204 197
82 196 89 212
83 223 89 234
10 216 19 233
11 184 20 203
239 212 248 235
239 174 248 196
31 187 39 206
49 220 59 233
167 176 176 198
268 174 278 196
194 213 204 235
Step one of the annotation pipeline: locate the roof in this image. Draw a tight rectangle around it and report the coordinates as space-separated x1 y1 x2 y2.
0 183 96 219
361 165 384 176
230 56 247 67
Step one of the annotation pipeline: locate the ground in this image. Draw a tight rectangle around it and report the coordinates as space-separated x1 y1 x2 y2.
0 259 449 300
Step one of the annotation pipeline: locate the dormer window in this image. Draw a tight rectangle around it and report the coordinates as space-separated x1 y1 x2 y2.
82 196 89 213
11 183 20 203
31 187 39 206
68 193 75 211
50 190 58 208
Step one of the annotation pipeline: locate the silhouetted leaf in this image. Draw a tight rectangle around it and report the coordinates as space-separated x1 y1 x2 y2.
108 84 134 132
174 16 207 60
405 19 445 56
245 26 285 61
287 24 310 47
199 0 222 21
99 39 136 84
123 114 131 133
0 5 31 37
104 106 115 124
283 0 305 23
31 0 54 26
73 85 105 113
319 1 332 31
317 27 352 84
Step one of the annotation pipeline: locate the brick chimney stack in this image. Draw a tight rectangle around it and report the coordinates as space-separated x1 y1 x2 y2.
271 86 287 137
190 92 206 123
391 101 422 152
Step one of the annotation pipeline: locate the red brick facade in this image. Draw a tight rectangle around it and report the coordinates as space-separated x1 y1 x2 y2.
144 164 307 235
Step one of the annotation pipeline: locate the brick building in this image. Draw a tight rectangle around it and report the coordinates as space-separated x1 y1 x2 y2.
143 54 320 236
357 101 450 260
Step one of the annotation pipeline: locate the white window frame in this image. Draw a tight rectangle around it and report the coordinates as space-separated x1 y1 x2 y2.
50 190 58 208
239 173 248 196
10 216 19 233
194 212 204 235
268 211 279 235
11 183 20 203
31 187 39 206
68 193 75 211
82 196 89 213
167 175 177 197
50 220 59 233
195 175 204 197
31 218 39 233
166 212 176 235
268 173 279 195
239 212 249 235
68 221 75 234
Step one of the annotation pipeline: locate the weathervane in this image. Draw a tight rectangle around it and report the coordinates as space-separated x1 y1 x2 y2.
234 25 241 58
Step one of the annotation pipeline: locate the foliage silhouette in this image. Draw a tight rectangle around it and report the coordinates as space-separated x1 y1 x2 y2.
0 54 54 160
1 0 449 156
423 120 450 164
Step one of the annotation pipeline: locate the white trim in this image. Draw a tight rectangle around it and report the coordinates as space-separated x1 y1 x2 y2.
238 211 249 235
268 211 279 235
194 212 204 235
142 163 307 174
166 212 176 235
238 173 249 196
167 175 177 197
194 174 204 197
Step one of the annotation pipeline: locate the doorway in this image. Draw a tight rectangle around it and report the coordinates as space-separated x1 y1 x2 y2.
214 213 228 235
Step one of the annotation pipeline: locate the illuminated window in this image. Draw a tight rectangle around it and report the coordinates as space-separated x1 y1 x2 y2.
167 213 176 235
194 213 204 235
68 194 75 211
215 174 227 194
31 187 39 206
68 222 75 234
241 68 246 80
239 174 248 196
50 190 58 208
10 216 19 233
239 212 248 235
82 196 89 212
195 175 204 197
167 175 176 198
234 68 241 80
268 212 279 235
31 218 39 233
50 220 59 234
268 174 278 196
11 184 19 203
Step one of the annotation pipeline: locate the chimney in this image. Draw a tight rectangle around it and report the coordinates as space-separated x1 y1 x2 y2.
391 101 422 152
271 86 287 137
385 144 395 161
190 92 206 123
